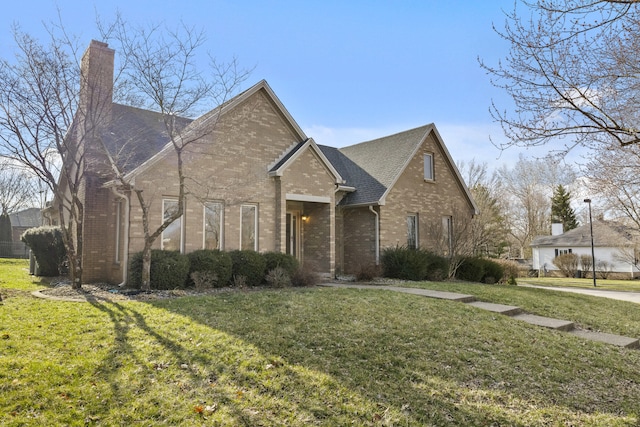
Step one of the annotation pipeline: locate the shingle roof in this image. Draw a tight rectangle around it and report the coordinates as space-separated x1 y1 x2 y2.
531 221 640 247
318 145 386 206
338 125 432 189
101 104 193 174
319 125 432 206
9 207 42 228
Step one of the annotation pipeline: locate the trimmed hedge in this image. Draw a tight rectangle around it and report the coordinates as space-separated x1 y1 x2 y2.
187 249 232 288
456 257 505 284
263 252 299 277
229 250 267 287
129 250 190 289
381 246 447 281
21 226 66 276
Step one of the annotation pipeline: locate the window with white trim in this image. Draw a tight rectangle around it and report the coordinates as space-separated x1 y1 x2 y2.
162 199 183 252
424 153 434 181
241 204 258 251
204 201 223 250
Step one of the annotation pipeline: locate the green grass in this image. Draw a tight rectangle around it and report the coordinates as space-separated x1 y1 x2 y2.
1 258 640 426
520 276 640 292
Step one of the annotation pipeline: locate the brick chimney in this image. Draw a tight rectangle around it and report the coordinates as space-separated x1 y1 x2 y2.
79 40 114 126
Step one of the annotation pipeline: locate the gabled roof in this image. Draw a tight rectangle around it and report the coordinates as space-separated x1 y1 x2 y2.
120 80 308 182
531 221 640 247
9 207 42 228
269 138 343 183
323 124 478 211
318 145 386 206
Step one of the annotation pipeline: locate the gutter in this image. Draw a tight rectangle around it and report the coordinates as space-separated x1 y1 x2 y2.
111 186 130 287
369 205 380 265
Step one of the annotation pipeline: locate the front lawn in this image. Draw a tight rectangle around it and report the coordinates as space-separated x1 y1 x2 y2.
1 259 640 426
520 276 640 292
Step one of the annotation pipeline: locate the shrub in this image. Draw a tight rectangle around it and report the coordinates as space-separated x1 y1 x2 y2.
129 250 190 289
230 274 248 288
455 257 486 282
381 246 449 281
482 259 504 284
580 254 593 278
456 257 505 284
381 246 429 281
263 252 299 277
354 263 380 282
596 260 613 279
291 264 319 287
21 226 66 276
187 249 232 288
492 259 520 284
266 267 292 288
553 253 579 277
423 252 449 281
190 271 219 290
229 250 266 287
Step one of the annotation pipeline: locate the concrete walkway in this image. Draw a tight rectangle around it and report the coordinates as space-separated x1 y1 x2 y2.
519 283 640 304
321 283 640 349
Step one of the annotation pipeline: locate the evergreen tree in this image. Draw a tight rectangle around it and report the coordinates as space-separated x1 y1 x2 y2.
551 184 578 231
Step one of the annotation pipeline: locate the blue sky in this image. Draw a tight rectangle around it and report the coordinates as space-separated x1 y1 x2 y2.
1 1 549 167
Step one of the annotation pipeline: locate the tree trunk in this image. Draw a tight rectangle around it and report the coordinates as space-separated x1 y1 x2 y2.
141 243 152 290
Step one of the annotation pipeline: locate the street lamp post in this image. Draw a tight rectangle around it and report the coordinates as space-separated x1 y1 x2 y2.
584 198 597 287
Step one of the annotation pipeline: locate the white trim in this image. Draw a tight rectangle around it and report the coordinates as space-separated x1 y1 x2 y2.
424 153 434 181
286 193 331 203
269 138 344 184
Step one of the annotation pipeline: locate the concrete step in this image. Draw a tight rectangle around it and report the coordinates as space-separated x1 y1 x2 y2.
569 329 640 349
466 301 522 316
387 287 476 302
511 313 575 332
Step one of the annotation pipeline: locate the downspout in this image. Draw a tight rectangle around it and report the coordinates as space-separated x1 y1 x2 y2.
369 205 379 265
111 186 130 287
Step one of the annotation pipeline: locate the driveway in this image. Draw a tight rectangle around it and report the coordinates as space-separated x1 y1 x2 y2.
520 283 640 304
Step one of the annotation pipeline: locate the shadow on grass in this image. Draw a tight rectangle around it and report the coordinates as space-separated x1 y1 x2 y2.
129 287 640 426
86 297 427 425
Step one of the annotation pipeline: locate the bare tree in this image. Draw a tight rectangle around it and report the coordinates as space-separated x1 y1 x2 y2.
0 25 95 289
457 160 510 257
583 143 640 228
0 160 38 215
497 156 575 258
482 1 640 154
96 18 250 289
426 205 474 279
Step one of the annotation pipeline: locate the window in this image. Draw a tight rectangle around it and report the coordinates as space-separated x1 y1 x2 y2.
442 216 453 255
424 153 434 181
555 248 572 257
162 199 183 251
241 204 258 251
407 214 418 249
204 202 223 250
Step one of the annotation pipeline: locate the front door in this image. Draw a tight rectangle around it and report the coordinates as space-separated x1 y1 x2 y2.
286 211 300 259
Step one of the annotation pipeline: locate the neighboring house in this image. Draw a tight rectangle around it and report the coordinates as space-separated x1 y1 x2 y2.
1 207 42 258
531 221 640 278
48 40 478 284
9 207 42 242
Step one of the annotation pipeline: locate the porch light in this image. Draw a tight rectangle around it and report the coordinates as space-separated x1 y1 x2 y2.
301 215 309 222
584 198 597 287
